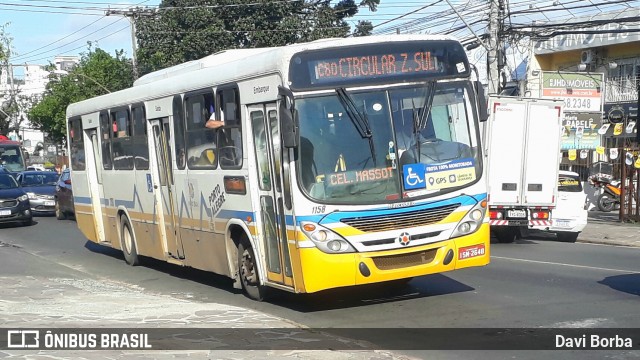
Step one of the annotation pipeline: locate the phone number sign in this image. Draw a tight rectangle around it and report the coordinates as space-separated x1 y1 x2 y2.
541 72 603 112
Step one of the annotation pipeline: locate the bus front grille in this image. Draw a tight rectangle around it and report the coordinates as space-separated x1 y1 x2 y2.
372 248 437 270
340 204 460 232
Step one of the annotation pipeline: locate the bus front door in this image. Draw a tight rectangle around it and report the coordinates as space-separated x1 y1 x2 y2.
151 118 184 261
248 103 293 287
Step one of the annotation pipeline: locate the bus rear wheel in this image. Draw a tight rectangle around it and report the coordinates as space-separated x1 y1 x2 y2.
121 216 139 266
238 241 267 301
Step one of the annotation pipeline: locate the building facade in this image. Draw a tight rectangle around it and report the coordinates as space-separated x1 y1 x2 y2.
1 55 79 157
525 10 640 180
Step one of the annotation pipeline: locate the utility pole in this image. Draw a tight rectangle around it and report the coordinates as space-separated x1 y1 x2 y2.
487 0 501 95
106 7 155 79
7 63 17 140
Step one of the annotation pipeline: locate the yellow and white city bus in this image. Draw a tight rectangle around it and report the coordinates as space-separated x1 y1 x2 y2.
66 34 490 301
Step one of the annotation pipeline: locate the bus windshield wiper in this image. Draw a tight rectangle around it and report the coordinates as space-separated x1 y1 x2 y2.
335 88 376 166
412 82 436 162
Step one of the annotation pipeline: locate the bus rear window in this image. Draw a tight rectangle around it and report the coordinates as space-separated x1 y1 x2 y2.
558 176 582 192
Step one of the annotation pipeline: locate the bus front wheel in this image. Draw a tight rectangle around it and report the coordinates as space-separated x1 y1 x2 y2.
121 216 139 266
238 241 267 301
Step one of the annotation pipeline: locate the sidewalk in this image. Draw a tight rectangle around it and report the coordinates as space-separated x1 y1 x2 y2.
577 211 640 248
0 243 414 359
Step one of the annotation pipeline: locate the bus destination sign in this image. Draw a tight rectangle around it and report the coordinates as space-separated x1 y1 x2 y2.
289 40 470 90
312 51 442 82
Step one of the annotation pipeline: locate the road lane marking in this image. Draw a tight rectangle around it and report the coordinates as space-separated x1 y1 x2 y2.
492 256 640 274
549 318 608 328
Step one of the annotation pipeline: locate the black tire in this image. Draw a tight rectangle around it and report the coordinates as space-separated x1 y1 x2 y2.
597 193 615 212
55 201 67 220
557 232 579 243
238 240 267 301
22 217 33 227
120 216 139 266
495 228 517 243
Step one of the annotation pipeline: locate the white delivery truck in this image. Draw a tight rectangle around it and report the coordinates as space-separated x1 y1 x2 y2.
483 96 564 243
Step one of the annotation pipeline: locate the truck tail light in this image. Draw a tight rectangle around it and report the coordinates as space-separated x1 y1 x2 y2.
531 210 549 219
489 210 503 219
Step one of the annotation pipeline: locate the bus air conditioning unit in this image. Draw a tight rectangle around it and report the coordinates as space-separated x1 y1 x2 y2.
580 50 595 64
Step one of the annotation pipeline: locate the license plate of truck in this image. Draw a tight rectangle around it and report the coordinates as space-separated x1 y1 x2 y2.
507 210 527 218
555 220 571 228
508 220 528 226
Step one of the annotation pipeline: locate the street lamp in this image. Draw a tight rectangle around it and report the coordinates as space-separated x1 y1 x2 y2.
52 70 111 93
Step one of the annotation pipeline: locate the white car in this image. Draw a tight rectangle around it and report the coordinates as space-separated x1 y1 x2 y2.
532 170 588 242
26 164 46 171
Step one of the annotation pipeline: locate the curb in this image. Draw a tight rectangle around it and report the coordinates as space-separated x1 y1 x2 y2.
577 238 640 248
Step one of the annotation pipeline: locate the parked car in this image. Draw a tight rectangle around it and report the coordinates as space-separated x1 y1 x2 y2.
531 170 588 242
0 173 32 226
55 169 74 220
16 171 59 215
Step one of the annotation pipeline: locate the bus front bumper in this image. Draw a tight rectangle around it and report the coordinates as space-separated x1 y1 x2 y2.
297 223 490 294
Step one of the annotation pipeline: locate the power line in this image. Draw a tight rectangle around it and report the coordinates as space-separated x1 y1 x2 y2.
9 0 152 65
14 18 127 63
12 16 107 61
16 24 131 64
372 0 444 30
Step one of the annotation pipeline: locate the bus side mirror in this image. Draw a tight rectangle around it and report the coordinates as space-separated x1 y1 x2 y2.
475 81 488 122
279 86 299 148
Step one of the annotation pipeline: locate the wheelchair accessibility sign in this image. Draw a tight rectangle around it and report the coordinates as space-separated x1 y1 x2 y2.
403 163 426 190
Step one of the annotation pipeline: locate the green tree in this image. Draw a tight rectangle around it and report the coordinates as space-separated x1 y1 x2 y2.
28 47 134 143
135 0 378 74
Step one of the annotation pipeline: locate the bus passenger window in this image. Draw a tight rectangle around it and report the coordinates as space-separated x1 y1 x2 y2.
69 117 85 170
173 95 186 170
132 106 149 170
100 111 112 169
217 88 242 169
185 92 217 169
111 108 134 170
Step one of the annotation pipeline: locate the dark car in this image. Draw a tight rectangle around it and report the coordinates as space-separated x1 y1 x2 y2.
16 171 58 215
55 169 74 220
0 173 32 226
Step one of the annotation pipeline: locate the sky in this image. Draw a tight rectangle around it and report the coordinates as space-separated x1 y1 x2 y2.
3 0 636 79
4 0 160 77
2 0 463 78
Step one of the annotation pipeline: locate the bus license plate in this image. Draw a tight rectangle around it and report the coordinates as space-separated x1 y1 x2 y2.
0 210 11 216
45 201 55 206
458 244 485 260
507 209 527 218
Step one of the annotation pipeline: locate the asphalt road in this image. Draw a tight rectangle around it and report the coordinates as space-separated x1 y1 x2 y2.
1 216 639 359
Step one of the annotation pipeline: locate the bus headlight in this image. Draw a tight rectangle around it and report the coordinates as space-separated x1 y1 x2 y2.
451 199 487 238
300 221 356 254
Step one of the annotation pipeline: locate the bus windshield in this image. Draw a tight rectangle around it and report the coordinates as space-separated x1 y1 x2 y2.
0 145 26 172
297 81 481 204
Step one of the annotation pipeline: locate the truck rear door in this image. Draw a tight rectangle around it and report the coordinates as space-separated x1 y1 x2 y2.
487 99 527 206
522 101 562 206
